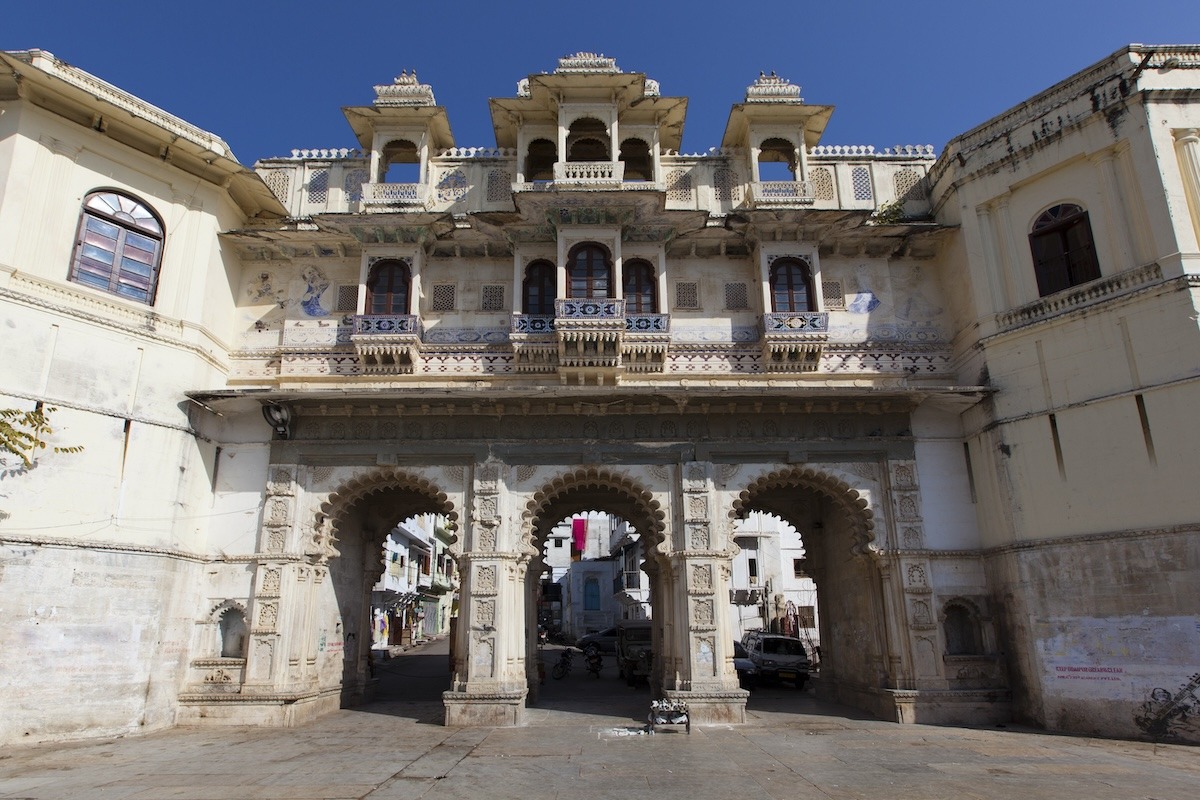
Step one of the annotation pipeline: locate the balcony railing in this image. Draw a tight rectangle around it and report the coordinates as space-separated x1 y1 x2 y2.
751 180 815 206
511 314 555 334
762 311 828 333
556 298 624 319
362 182 427 208
353 314 422 335
553 160 624 186
626 314 669 333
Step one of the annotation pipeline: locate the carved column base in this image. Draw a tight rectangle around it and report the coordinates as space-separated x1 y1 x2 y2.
442 689 527 727
820 679 1012 726
662 688 748 726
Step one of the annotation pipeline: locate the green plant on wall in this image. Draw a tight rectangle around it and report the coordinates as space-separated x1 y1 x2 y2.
0 405 83 469
870 198 908 225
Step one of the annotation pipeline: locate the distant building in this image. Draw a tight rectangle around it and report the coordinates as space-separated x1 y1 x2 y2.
2 46 1199 744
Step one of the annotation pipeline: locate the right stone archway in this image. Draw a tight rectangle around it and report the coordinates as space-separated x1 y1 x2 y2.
726 460 1009 725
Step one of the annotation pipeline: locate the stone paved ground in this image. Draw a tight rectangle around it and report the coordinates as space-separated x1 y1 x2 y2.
2 641 1196 799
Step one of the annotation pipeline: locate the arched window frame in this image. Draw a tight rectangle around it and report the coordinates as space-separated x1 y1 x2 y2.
522 259 556 314
68 190 165 305
769 257 815 312
567 243 613 299
619 137 653 182
1028 203 1101 297
365 259 412 315
623 259 657 313
524 138 557 182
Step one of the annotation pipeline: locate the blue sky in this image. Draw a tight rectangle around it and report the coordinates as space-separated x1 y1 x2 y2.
6 1 1197 165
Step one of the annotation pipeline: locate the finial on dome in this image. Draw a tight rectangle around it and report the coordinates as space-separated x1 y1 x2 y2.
745 72 803 103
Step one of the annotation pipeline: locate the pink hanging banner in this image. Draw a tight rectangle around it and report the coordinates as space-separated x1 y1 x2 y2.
571 518 587 552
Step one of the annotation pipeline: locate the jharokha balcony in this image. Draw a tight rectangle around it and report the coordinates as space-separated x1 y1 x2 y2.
350 314 423 374
760 311 829 372
507 299 672 382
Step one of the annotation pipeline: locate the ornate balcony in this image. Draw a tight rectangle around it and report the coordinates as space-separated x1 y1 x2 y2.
761 311 828 372
509 314 557 373
555 299 625 379
553 160 624 188
362 182 427 210
623 313 670 373
350 314 423 374
508 305 671 379
750 180 815 207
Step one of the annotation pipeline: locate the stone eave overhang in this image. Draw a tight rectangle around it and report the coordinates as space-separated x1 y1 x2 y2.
342 103 455 151
718 209 952 259
489 73 687 150
189 384 991 416
0 49 286 220
929 44 1200 189
722 102 834 149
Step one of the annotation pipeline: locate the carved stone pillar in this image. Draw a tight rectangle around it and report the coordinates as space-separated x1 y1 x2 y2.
1090 148 1135 270
661 461 747 724
1174 128 1200 249
443 459 527 726
242 464 298 692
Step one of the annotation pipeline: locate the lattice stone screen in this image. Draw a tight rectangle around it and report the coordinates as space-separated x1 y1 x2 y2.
821 281 845 310
307 168 329 204
481 284 505 311
725 283 749 310
894 168 921 201
431 284 457 311
852 166 873 201
335 285 360 313
666 169 693 203
808 167 835 201
263 170 291 203
675 281 699 309
487 170 512 202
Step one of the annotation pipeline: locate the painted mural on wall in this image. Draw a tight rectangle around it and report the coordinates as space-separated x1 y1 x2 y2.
1135 673 1200 741
1038 615 1200 741
826 262 946 344
242 265 338 332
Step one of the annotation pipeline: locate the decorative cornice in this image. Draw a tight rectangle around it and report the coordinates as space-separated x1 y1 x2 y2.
745 72 802 104
0 532 208 563
555 52 621 74
373 71 436 107
7 50 232 159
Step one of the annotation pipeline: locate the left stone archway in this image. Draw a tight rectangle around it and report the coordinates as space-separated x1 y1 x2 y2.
178 464 463 727
316 469 460 706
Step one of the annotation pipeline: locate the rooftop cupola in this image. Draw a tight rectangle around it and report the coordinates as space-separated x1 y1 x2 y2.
491 52 687 189
723 72 834 206
343 71 455 204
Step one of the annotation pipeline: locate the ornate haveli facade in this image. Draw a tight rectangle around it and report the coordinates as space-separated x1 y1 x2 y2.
2 46 1199 745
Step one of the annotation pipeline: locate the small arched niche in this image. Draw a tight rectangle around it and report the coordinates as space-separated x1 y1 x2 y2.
218 607 248 658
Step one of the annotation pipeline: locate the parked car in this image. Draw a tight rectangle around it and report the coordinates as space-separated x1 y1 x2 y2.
615 620 654 685
733 640 759 688
575 626 618 655
742 631 810 689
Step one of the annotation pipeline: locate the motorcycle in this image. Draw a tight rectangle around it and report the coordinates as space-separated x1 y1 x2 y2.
583 649 603 678
551 648 574 679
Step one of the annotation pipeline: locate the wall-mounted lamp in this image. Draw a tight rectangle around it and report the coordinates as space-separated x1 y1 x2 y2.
261 403 292 440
